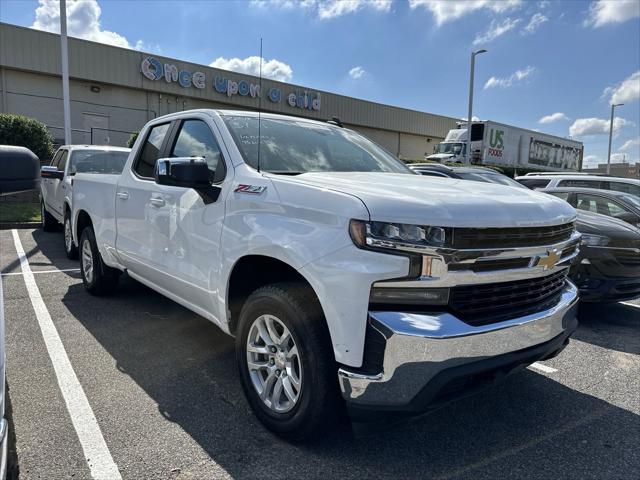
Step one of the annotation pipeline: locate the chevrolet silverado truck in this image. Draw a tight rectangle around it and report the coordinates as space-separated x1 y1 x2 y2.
71 110 581 439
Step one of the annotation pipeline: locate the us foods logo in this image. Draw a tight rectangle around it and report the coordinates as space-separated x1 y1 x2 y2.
488 129 504 158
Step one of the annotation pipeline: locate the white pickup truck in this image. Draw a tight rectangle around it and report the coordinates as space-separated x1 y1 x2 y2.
71 109 581 439
40 145 130 259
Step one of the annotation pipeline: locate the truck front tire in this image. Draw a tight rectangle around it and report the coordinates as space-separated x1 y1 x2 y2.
64 214 78 259
41 201 57 232
236 282 345 440
79 226 119 295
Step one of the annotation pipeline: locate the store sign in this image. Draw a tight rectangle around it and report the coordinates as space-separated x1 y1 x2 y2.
140 56 321 111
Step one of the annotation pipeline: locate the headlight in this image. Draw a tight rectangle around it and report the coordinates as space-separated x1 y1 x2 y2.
349 219 446 250
581 234 610 247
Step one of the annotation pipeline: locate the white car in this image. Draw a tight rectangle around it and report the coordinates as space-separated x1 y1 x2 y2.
516 173 639 197
40 145 130 258
71 110 580 439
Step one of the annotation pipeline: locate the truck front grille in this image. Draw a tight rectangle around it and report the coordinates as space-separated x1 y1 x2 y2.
449 269 568 326
448 222 574 249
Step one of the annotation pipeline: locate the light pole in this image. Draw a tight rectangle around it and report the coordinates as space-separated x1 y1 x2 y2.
466 49 487 165
60 0 71 145
606 102 623 175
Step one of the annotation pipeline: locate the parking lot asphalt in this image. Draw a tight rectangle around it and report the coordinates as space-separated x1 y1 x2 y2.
1 228 638 480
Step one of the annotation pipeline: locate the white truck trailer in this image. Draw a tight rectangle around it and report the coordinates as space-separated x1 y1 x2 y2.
427 121 583 172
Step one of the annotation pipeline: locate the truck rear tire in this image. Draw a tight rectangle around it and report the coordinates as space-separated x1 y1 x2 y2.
236 282 345 441
79 226 119 295
41 201 57 232
64 214 78 260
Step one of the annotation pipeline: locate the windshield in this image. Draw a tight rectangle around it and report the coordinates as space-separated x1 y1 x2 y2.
456 171 525 188
223 116 412 174
434 143 464 155
69 150 129 175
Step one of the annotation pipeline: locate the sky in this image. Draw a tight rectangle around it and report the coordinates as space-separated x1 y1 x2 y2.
0 0 639 167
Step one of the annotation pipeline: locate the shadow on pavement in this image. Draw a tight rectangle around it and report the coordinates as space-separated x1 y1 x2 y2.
60 277 640 480
574 302 640 355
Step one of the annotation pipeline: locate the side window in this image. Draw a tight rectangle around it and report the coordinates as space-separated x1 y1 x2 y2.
170 120 224 180
50 149 63 167
57 150 69 172
550 192 570 201
609 182 640 197
576 193 627 217
519 178 550 189
558 179 603 189
134 123 171 178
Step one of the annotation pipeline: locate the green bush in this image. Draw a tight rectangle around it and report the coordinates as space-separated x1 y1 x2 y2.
0 113 54 161
127 131 139 148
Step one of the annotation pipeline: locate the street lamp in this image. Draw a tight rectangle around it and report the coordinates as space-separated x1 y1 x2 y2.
466 49 487 165
606 103 623 175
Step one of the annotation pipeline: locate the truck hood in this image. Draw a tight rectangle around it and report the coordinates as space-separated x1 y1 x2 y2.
281 172 577 228
426 154 456 161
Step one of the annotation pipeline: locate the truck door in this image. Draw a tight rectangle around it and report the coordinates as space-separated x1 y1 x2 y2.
153 117 229 319
114 122 173 283
42 149 63 213
50 149 69 221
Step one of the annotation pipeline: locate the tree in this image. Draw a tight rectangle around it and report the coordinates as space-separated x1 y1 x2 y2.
127 131 139 148
0 113 54 161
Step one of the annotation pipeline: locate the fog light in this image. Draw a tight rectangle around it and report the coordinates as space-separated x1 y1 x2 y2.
370 287 449 305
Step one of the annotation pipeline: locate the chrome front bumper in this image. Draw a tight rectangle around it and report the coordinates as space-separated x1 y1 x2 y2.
338 281 579 413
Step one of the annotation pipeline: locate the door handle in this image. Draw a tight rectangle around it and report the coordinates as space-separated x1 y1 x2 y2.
149 197 165 207
116 191 129 200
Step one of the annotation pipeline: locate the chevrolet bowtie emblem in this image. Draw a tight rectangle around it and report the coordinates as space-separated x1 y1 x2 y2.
537 250 560 270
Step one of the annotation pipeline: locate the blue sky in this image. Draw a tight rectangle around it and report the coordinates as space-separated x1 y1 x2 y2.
1 0 639 167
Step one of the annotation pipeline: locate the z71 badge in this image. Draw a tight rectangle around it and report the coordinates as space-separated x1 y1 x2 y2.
235 184 267 194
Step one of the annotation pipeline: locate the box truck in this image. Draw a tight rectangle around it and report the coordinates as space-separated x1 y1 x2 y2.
427 121 583 172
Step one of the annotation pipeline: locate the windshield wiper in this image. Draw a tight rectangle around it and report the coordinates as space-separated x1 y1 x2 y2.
265 170 305 175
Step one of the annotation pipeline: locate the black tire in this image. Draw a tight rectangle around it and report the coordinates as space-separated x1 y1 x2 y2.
235 282 345 441
41 201 57 232
79 226 120 295
63 213 78 260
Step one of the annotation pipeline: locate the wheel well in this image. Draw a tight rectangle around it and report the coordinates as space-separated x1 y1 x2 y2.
75 210 93 243
227 255 319 335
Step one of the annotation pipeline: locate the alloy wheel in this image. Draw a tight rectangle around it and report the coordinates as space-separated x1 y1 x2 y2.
246 314 302 413
81 239 94 283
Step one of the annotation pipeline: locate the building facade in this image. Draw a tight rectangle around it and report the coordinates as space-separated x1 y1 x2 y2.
1 22 459 160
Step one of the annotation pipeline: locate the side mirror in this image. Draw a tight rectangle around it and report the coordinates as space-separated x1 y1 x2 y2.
0 145 41 195
154 157 211 188
41 166 64 180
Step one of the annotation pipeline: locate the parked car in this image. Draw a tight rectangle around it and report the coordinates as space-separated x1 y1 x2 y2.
570 210 640 302
40 145 130 259
71 109 580 439
542 187 640 228
0 145 41 478
516 173 640 197
409 164 526 188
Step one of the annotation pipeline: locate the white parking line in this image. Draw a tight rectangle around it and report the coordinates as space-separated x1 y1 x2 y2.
529 362 557 374
11 230 122 480
1 268 80 276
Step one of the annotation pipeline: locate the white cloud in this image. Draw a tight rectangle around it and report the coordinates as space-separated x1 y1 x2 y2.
539 112 569 124
460 116 481 122
484 66 535 89
619 138 640 152
473 18 520 45
348 66 366 79
251 0 392 19
569 117 632 137
522 12 548 34
134 40 162 54
584 0 640 27
602 71 640 105
409 0 522 26
32 0 131 48
582 154 601 167
209 56 293 82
